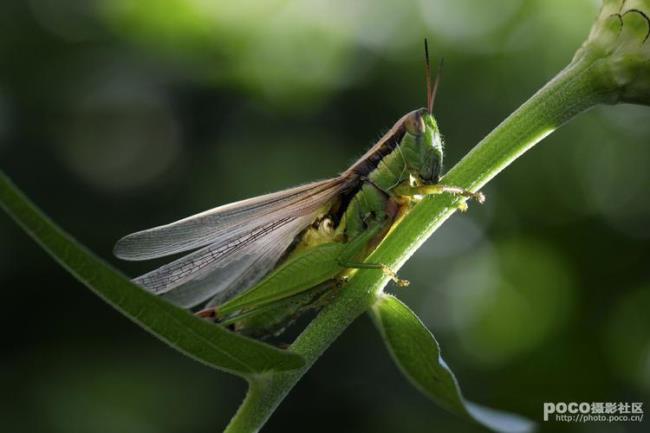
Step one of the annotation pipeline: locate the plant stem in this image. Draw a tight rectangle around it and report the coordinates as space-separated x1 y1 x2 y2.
224 57 610 433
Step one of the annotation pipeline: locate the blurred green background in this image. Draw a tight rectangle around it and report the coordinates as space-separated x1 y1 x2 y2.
1 0 649 432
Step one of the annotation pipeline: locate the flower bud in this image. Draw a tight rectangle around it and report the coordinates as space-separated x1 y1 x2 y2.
573 0 650 105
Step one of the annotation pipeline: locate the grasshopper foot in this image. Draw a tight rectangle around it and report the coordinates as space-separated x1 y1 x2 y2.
341 261 409 287
396 182 485 206
447 187 485 204
380 264 410 287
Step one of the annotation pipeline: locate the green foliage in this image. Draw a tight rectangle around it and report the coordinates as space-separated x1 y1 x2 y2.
372 295 534 433
0 172 304 378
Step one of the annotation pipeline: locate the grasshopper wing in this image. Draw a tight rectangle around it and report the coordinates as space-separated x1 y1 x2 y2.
117 176 352 307
114 177 350 260
146 214 313 307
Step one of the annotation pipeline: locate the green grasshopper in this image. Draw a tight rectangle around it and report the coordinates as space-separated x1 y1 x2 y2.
114 41 484 337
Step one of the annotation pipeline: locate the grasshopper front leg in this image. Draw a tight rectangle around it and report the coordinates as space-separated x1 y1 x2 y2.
395 182 485 202
394 182 485 212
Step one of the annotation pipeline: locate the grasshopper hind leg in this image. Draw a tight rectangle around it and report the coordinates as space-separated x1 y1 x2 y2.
200 278 344 339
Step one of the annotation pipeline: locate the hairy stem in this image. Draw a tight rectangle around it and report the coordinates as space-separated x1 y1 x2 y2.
224 56 610 433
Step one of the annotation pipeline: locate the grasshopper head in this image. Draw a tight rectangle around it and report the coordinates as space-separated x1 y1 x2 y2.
401 108 443 184
400 39 445 184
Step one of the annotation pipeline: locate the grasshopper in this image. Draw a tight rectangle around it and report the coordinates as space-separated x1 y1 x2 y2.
114 41 484 337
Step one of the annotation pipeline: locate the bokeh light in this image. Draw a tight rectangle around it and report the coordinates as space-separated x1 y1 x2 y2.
56 72 182 193
445 238 575 366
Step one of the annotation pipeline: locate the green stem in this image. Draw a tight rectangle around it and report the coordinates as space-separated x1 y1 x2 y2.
224 57 611 433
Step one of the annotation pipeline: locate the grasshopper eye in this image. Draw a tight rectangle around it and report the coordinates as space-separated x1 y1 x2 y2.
404 110 426 136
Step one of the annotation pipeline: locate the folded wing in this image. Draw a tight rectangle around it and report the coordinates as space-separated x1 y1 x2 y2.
114 177 348 261
160 214 314 308
116 176 352 307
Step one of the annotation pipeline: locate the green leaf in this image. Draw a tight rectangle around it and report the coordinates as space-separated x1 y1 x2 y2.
371 294 535 433
0 171 304 377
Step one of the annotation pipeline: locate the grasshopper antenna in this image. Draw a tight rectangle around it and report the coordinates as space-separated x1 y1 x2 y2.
424 39 433 113
424 38 444 114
